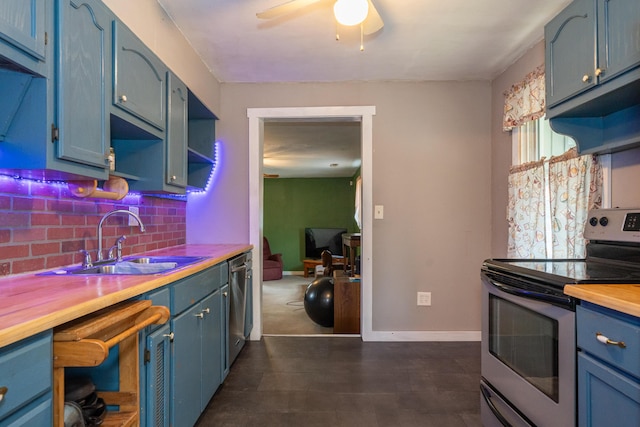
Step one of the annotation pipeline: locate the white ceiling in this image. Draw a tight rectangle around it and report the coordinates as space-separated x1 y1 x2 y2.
157 0 571 177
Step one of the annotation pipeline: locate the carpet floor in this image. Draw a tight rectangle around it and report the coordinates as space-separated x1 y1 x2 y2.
262 275 334 335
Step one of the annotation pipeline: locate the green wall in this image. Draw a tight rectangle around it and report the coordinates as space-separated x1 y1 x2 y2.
264 177 357 271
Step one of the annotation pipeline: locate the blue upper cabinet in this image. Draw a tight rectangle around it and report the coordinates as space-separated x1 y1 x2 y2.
546 0 640 114
545 0 596 108
0 0 47 75
55 0 111 170
112 21 166 133
597 0 640 84
166 72 188 189
545 0 640 154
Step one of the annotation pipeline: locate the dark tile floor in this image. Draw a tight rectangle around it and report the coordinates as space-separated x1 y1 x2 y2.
195 336 481 427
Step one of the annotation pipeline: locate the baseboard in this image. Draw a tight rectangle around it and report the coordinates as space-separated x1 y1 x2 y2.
284 271 304 276
362 330 481 342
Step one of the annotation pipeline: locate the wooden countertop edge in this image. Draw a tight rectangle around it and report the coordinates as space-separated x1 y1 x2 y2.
0 244 252 348
564 284 640 317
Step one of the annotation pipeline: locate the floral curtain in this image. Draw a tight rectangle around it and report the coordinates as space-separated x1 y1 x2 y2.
507 160 547 258
507 148 603 259
503 65 546 132
549 148 602 258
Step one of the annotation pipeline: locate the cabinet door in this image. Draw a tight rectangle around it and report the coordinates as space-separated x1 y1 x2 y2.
200 291 222 410
0 0 46 62
144 324 171 427
55 0 110 169
171 304 202 427
113 21 165 131
166 72 188 189
578 353 640 426
597 0 640 83
545 0 596 107
221 284 230 379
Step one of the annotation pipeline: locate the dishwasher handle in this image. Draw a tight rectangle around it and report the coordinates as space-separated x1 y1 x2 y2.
231 263 247 274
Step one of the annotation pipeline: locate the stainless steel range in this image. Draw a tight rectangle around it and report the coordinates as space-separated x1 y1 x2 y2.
481 208 640 427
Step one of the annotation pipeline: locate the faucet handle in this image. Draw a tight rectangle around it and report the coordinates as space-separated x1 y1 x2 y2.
115 235 127 262
79 249 93 268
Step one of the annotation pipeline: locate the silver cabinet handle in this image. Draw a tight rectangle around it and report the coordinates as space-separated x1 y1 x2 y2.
223 292 228 297
596 332 626 348
595 68 605 77
163 332 174 341
195 312 204 319
120 94 127 102
170 175 177 182
202 308 210 314
582 74 592 83
0 386 7 402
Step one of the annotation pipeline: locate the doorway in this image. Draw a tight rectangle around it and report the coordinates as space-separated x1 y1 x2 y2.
247 106 375 341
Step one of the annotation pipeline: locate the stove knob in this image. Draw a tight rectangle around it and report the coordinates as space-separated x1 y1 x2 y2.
589 217 598 226
599 217 609 226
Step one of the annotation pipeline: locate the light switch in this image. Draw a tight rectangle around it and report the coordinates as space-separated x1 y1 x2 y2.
374 205 384 219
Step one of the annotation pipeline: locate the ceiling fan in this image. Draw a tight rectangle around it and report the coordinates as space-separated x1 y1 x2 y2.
256 0 384 38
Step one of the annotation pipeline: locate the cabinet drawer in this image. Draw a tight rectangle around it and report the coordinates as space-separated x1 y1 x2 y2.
172 268 217 315
0 331 52 420
577 303 640 378
147 287 170 309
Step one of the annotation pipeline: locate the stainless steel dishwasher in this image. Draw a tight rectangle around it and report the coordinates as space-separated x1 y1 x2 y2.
228 253 250 365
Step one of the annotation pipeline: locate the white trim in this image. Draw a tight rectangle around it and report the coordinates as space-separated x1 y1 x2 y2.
365 330 481 342
599 153 612 208
248 106 375 342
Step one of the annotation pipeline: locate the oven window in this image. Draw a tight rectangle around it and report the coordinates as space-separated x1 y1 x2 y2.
489 294 559 402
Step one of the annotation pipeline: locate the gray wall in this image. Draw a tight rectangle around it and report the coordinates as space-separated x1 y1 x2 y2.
188 82 492 333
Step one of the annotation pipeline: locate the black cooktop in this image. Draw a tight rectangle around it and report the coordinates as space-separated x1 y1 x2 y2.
483 258 640 288
484 209 640 289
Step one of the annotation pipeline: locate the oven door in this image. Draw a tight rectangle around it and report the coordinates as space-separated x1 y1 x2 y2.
481 271 575 427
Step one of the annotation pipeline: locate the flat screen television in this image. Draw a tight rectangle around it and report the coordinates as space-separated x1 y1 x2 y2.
304 227 347 259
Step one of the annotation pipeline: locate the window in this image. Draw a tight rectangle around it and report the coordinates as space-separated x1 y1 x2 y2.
512 117 575 165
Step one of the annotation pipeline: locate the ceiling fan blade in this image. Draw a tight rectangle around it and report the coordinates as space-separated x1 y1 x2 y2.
363 0 384 35
256 0 324 19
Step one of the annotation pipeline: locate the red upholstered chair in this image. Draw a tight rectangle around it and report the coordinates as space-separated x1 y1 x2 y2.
263 237 283 281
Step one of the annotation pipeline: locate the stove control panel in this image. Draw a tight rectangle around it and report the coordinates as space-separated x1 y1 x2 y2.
585 208 640 242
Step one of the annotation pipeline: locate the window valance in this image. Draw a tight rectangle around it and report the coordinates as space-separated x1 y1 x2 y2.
503 65 546 131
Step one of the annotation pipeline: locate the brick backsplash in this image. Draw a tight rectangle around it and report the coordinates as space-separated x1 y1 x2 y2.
0 176 186 276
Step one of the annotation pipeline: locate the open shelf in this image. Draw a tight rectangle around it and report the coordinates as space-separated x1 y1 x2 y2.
52 300 169 427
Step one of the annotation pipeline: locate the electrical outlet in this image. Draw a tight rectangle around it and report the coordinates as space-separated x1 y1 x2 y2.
0 262 9 276
417 292 431 306
128 206 140 226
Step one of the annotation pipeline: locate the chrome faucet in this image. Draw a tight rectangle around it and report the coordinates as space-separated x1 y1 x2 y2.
97 209 146 262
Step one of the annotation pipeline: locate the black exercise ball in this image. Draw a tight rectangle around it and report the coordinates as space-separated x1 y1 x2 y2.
304 277 334 327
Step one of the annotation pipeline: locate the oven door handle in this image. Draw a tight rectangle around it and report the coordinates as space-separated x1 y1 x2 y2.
485 275 573 307
480 382 513 427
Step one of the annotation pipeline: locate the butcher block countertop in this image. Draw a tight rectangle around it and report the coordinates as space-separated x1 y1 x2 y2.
0 244 252 348
564 284 640 317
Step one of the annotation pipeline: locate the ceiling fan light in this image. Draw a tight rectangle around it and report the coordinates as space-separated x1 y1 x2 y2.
333 0 369 26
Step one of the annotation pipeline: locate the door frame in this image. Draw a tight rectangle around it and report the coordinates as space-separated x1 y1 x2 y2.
247 106 375 341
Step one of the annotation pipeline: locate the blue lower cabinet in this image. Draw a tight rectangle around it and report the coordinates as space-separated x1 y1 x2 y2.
201 291 222 411
578 352 640 426
0 393 52 427
221 283 230 380
171 302 203 427
0 331 52 425
143 323 171 427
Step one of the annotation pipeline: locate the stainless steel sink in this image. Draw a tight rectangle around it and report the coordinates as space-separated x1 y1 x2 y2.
39 255 206 276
